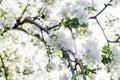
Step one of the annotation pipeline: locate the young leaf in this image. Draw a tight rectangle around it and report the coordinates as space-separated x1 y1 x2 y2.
80 23 88 28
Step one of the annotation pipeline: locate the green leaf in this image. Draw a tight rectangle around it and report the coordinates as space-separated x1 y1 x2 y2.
0 32 4 36
101 45 108 54
56 49 60 53
19 2 23 8
84 65 91 75
71 18 78 22
91 6 96 11
101 45 114 64
50 34 57 39
81 23 88 28
63 22 68 28
71 71 81 80
0 8 7 18
16 68 20 73
103 45 108 49
41 14 46 19
102 58 111 64
65 16 71 22
85 69 90 75
0 53 2 57
101 50 107 54
115 33 120 37
70 18 79 28
45 25 48 28
55 49 61 56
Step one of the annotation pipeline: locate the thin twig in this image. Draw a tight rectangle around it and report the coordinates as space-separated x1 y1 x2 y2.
89 0 113 19
13 4 30 29
60 48 87 80
108 37 120 43
67 50 87 80
68 26 75 39
47 25 59 30
89 0 115 48
60 48 75 74
68 58 75 74
0 57 8 80
95 18 110 46
23 17 49 34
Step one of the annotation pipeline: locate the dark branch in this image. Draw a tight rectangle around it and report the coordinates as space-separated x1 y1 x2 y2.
60 48 87 80
13 4 30 29
89 0 112 19
23 17 49 34
108 37 120 43
32 14 41 21
67 26 75 39
95 18 110 46
68 58 75 74
0 57 8 80
67 50 87 80
13 17 49 34
60 48 75 74
47 25 59 30
89 0 119 46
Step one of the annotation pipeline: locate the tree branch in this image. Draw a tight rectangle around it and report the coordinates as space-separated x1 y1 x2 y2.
47 25 59 30
0 56 8 80
60 48 75 74
67 50 87 80
60 48 87 80
95 18 110 46
108 37 120 43
89 0 120 44
89 0 113 19
23 17 49 34
13 3 30 29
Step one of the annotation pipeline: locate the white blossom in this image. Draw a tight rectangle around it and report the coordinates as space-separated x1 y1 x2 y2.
0 0 119 80
47 28 74 50
81 38 102 65
95 70 110 80
59 69 72 80
75 7 88 25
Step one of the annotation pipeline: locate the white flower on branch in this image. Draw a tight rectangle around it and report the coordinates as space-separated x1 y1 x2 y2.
95 69 110 80
81 38 102 65
5 15 16 27
75 7 88 25
47 28 74 50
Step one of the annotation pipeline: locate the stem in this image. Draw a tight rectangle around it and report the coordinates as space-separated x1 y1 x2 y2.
67 50 87 80
95 18 109 46
0 57 8 80
24 17 49 34
89 0 112 19
47 25 59 30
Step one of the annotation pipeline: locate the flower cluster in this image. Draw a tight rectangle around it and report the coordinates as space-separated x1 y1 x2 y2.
0 0 120 80
47 28 74 50
81 38 102 65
